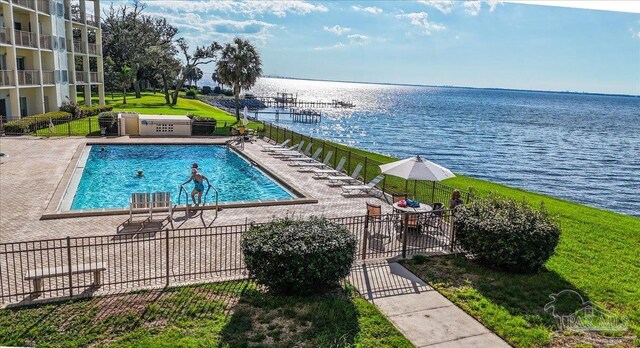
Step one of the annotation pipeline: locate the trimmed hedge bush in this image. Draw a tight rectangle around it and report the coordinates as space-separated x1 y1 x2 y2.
3 111 72 134
454 196 560 273
186 114 216 135
241 217 357 295
97 111 119 134
59 101 113 119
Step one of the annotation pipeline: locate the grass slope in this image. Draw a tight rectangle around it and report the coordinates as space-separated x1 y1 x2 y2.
0 282 413 348
264 124 639 346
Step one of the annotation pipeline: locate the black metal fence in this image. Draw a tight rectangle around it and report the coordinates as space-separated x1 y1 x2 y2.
1 115 119 137
0 211 457 306
262 122 472 206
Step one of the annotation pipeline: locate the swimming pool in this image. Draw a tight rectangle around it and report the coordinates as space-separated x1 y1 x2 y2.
65 144 295 211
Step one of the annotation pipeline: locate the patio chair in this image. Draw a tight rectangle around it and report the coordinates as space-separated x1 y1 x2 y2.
327 163 363 186
129 192 173 228
260 139 290 151
295 151 333 171
273 143 311 159
312 157 346 178
287 148 323 163
341 175 384 196
425 202 444 232
270 141 304 155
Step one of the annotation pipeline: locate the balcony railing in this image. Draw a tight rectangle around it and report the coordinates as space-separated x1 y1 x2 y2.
87 42 100 55
39 34 53 50
73 40 85 53
0 70 13 86
17 70 40 85
75 71 87 83
42 70 55 84
13 0 35 10
89 71 101 83
36 0 52 14
86 13 98 27
14 30 37 48
0 27 10 44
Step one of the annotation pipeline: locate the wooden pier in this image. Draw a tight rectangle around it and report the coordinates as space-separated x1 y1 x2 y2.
253 108 322 124
258 92 355 109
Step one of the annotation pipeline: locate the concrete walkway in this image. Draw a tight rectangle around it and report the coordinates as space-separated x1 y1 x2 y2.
349 261 510 348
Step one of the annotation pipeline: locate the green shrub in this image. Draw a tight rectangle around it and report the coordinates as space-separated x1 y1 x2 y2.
454 196 560 273
201 86 212 95
97 111 119 133
3 111 72 134
241 217 357 295
187 114 217 135
213 86 222 94
223 89 233 97
76 105 114 118
185 89 197 97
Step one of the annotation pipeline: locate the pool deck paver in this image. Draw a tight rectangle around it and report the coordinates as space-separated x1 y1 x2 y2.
0 136 392 242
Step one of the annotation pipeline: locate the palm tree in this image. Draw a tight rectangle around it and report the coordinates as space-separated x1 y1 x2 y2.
216 38 262 121
118 65 135 104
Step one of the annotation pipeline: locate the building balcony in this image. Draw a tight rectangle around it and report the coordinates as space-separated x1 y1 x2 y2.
89 71 101 83
71 40 86 53
14 30 37 48
42 70 55 84
75 71 87 84
13 0 35 10
87 42 100 55
17 70 40 85
0 70 14 86
39 34 53 50
0 27 10 45
71 12 98 27
37 0 52 14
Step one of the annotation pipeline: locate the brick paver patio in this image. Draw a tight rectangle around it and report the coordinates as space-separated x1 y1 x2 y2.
0 136 393 243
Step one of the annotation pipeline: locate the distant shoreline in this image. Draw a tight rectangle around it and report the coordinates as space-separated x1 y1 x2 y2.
260 75 640 99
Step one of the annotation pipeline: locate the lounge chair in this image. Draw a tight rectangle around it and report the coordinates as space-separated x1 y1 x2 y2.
287 148 323 163
327 163 363 186
274 143 312 159
260 139 290 151
270 141 304 156
312 157 346 178
296 151 333 171
341 175 385 196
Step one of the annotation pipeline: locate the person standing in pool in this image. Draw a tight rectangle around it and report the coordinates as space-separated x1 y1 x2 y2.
183 164 210 205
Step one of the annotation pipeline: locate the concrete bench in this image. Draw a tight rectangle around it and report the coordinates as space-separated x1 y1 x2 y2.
24 262 106 295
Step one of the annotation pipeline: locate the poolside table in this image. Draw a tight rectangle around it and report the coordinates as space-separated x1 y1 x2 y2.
393 202 432 237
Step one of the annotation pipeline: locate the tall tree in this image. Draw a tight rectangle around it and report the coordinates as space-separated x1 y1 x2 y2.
216 38 263 120
102 0 177 99
171 38 221 105
117 65 135 104
187 67 204 88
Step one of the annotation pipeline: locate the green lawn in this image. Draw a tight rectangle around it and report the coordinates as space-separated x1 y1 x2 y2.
34 92 260 137
264 123 640 347
0 282 413 348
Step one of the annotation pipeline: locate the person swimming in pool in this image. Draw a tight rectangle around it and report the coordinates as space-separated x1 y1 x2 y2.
183 164 210 205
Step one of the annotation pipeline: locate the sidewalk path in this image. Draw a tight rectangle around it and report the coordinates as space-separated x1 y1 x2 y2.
349 261 510 348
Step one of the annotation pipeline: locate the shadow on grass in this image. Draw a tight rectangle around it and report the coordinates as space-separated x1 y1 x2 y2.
219 287 360 347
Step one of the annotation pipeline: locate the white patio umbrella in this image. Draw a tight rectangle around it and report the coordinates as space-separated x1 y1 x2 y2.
242 106 249 126
379 155 455 200
379 155 455 182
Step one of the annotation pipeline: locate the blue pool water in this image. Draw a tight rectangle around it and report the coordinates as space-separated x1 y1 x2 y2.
70 145 294 210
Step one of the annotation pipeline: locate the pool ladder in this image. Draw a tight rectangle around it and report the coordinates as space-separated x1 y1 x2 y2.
178 184 219 220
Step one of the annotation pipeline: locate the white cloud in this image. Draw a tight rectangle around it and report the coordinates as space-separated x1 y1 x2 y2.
396 12 446 35
141 0 327 18
347 34 370 45
313 42 346 51
463 1 483 15
323 25 351 35
417 0 455 14
351 5 383 14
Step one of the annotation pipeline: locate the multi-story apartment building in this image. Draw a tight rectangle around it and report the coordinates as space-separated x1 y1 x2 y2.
0 0 104 120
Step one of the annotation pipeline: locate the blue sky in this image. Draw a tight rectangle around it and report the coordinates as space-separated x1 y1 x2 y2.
115 1 640 95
